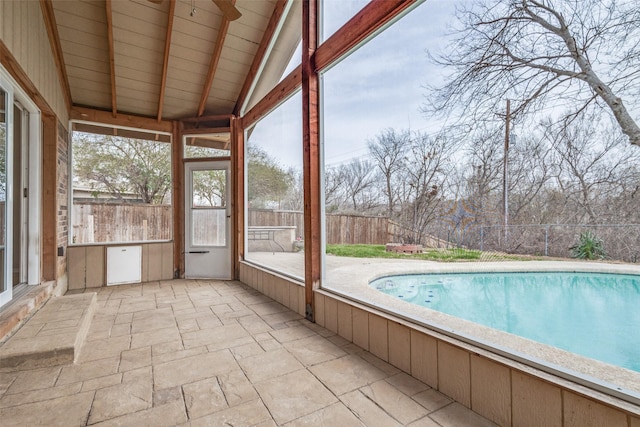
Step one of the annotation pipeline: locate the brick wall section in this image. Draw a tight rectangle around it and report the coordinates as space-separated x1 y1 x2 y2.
56 120 69 279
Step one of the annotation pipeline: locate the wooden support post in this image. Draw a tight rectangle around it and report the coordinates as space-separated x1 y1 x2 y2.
232 116 245 279
302 0 320 322
172 121 184 278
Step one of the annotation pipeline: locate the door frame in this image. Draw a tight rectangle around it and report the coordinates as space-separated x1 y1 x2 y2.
13 102 30 287
184 159 233 279
0 66 41 309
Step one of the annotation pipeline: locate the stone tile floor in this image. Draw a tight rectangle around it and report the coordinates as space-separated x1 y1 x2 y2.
0 279 497 426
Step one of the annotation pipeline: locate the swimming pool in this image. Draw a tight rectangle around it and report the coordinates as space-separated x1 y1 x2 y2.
370 271 640 372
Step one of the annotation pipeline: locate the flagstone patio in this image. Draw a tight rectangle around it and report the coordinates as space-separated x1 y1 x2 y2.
0 279 496 426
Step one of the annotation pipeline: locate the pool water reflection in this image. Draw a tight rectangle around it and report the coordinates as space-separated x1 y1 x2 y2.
370 272 640 372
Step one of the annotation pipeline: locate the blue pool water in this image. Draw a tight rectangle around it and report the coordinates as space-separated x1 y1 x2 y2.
370 272 640 372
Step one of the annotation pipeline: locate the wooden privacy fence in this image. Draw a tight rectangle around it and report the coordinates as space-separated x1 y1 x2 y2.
73 205 407 245
72 203 172 243
326 214 388 245
248 209 415 245
248 209 305 240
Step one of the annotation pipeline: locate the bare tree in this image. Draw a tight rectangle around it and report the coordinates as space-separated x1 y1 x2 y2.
368 128 410 217
324 165 346 212
425 0 640 145
398 132 453 243
545 114 640 223
338 159 379 211
508 131 554 221
461 128 504 224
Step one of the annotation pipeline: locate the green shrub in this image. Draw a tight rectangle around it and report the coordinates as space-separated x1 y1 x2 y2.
570 231 606 260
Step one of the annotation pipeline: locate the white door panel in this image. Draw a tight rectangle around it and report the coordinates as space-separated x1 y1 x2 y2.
184 161 232 279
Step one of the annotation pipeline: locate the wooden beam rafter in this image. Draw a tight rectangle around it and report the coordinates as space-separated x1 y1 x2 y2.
180 113 232 123
197 1 235 117
70 106 173 133
233 0 289 116
39 0 72 110
105 0 118 118
315 0 416 72
157 0 176 122
181 126 230 135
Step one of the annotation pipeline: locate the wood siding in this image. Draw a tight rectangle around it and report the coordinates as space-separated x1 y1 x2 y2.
0 0 68 122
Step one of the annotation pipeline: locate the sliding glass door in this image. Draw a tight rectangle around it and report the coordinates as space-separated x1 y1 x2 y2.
0 86 10 306
0 67 41 309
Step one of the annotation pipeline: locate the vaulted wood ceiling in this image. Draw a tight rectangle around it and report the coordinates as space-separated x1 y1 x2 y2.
47 0 301 121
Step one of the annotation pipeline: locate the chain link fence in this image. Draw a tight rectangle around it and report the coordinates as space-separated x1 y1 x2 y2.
423 223 640 263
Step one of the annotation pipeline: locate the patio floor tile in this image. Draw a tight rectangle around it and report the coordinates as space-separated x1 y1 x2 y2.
88 366 153 424
429 402 498 427
309 354 388 396
5 366 61 394
182 376 229 419
359 380 429 425
0 391 94 427
283 334 347 367
187 398 273 427
254 369 337 425
412 388 453 412
340 389 403 427
238 348 304 384
92 398 187 427
284 401 365 426
153 349 239 389
0 279 498 426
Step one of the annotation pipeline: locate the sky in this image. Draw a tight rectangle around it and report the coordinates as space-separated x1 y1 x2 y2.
246 0 640 170
248 0 459 169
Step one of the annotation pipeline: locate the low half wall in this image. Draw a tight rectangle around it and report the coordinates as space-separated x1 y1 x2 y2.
238 261 640 427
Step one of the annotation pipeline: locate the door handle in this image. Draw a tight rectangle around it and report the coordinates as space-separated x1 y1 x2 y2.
188 250 210 254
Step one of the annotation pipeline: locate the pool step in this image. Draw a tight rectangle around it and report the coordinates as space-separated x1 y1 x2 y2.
0 293 97 370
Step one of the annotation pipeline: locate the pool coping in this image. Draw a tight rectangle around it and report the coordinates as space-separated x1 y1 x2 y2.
323 260 640 409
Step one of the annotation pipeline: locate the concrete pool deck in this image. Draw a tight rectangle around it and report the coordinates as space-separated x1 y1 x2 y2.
246 252 640 405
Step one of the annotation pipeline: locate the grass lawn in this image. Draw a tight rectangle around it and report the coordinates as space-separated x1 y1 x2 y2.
326 244 529 262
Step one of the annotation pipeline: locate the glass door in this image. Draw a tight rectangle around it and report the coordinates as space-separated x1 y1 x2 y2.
0 87 11 306
184 160 232 279
0 67 41 309
12 103 28 288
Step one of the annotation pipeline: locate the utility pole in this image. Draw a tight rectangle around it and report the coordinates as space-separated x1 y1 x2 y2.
503 99 510 243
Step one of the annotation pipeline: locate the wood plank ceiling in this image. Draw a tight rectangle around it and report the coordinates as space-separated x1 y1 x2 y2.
50 0 300 121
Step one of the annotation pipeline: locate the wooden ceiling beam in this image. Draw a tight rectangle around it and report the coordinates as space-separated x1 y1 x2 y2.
315 0 416 72
157 0 176 122
182 126 230 135
105 0 117 118
39 0 72 110
233 0 289 116
70 106 173 133
181 114 232 123
197 1 235 117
